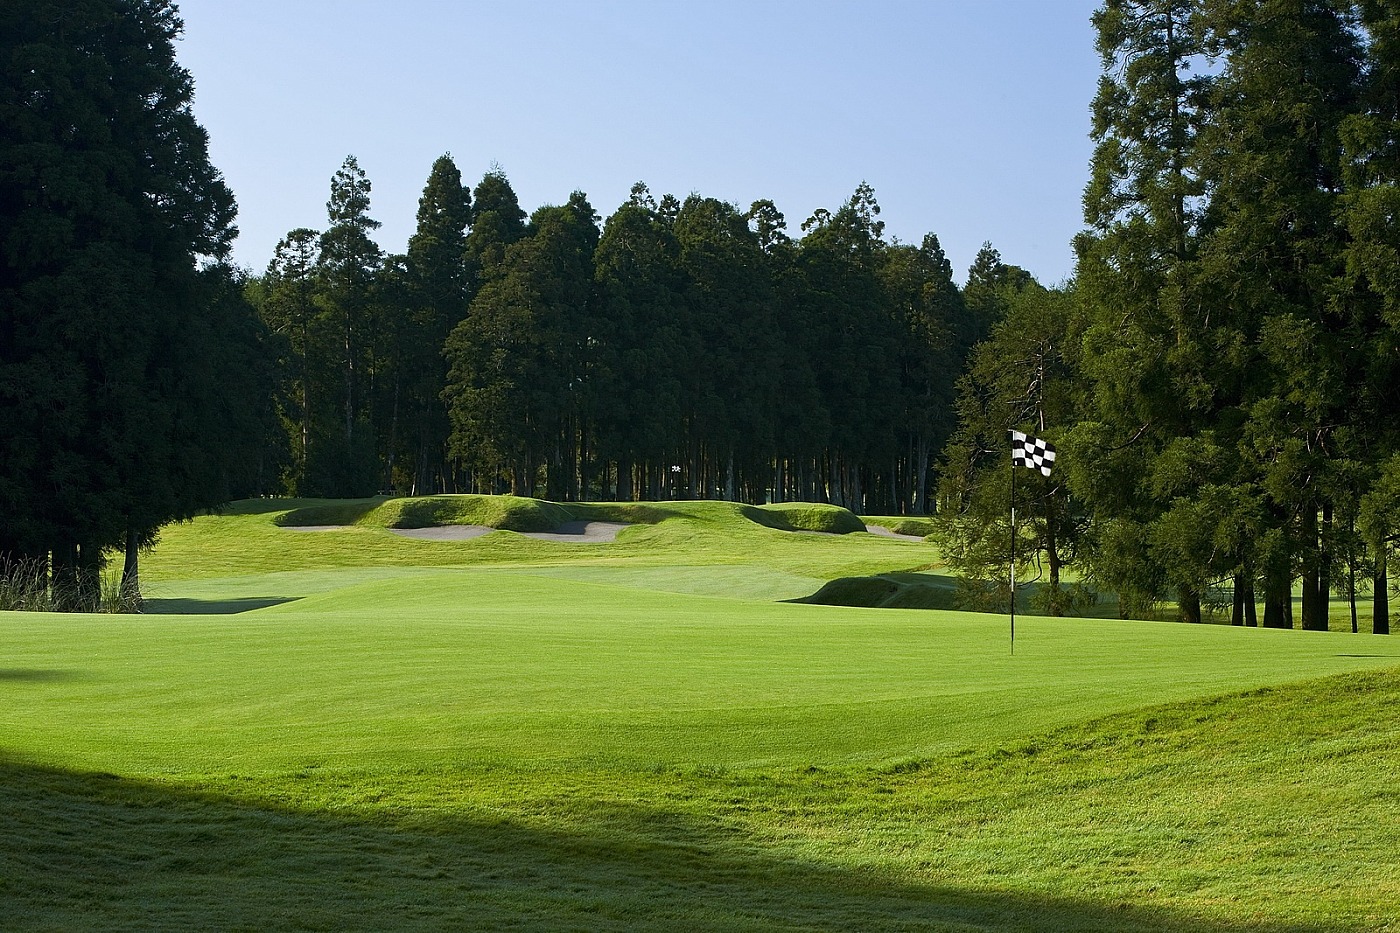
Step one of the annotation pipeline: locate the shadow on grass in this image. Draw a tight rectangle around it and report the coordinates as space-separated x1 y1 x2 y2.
143 597 301 615
0 759 1336 933
0 669 82 683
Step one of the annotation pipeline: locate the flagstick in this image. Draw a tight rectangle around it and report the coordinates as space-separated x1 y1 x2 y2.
1010 452 1016 656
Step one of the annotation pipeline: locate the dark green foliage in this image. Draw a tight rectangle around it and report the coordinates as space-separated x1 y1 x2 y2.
443 190 600 496
313 155 384 496
399 155 472 494
936 285 1087 615
0 0 270 607
1063 0 1400 629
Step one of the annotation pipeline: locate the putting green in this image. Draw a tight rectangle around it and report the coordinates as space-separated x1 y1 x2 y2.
4 563 1392 777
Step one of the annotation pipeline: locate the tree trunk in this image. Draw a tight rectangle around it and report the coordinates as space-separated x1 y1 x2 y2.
1178 586 1201 624
1317 501 1333 630
122 527 143 611
385 373 401 493
915 435 931 514
1375 549 1390 635
1232 571 1247 626
1263 565 1291 628
1300 506 1326 630
618 457 633 502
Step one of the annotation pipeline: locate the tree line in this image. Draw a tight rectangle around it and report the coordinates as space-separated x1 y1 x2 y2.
938 0 1400 634
248 162 1016 514
8 0 1400 633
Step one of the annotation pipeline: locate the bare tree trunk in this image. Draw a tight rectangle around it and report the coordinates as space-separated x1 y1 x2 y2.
1178 586 1201 624
1375 549 1390 635
122 527 143 611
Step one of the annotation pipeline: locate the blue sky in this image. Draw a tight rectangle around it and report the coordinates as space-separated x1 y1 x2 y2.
176 0 1102 285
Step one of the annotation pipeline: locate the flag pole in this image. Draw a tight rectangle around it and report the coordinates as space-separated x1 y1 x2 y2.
1010 441 1016 656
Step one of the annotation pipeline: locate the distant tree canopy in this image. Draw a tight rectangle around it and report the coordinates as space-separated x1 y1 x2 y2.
250 164 986 514
0 0 275 605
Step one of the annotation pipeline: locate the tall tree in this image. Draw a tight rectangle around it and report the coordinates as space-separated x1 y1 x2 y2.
880 234 968 512
0 0 260 606
796 183 902 511
937 284 1088 614
403 154 472 494
1342 0 1400 634
1194 0 1363 629
443 193 599 496
255 228 322 494
1073 0 1218 622
591 184 687 500
316 155 383 495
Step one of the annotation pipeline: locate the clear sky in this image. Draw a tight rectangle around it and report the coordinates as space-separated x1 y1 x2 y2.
175 0 1103 286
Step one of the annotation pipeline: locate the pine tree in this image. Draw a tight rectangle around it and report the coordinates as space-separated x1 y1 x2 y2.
403 154 472 493
315 155 383 495
1073 0 1219 621
1195 0 1363 629
443 194 599 496
1 0 258 607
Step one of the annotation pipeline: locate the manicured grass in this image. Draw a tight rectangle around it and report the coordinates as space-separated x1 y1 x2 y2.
2 497 1396 930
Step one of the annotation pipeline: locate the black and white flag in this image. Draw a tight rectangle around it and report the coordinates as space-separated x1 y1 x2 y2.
1011 430 1056 476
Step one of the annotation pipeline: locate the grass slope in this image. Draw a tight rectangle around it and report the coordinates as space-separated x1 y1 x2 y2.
2 497 1397 930
3 671 1395 931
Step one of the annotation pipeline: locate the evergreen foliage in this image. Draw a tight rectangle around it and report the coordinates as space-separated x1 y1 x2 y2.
0 0 272 608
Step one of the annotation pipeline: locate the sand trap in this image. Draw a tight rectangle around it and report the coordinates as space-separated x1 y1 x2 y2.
519 521 630 543
385 521 630 543
280 524 351 532
389 524 495 541
865 525 927 542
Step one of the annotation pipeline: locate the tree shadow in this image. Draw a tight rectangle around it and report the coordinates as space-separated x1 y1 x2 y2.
0 759 1340 933
0 669 82 683
206 497 388 518
142 597 301 615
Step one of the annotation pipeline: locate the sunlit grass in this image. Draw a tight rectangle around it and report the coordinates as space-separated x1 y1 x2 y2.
2 497 1396 930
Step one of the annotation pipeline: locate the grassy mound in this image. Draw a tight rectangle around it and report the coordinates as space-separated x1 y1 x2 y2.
268 497 388 526
794 573 958 610
274 494 573 532
372 495 572 532
747 502 866 534
890 518 936 537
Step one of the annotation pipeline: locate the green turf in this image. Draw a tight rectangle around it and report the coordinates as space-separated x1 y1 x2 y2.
2 497 1397 930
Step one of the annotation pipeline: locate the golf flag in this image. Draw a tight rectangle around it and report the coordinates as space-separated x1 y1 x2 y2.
1011 430 1056 476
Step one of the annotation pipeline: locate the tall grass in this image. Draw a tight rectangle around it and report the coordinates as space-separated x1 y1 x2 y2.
0 555 142 613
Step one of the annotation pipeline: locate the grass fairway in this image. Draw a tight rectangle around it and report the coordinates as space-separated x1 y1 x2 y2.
3 498 1398 931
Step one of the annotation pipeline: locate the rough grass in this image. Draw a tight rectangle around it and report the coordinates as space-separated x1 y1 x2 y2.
3 497 1397 930
748 501 867 534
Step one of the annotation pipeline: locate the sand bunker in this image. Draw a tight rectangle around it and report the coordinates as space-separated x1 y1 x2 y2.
864 525 927 542
519 521 630 543
385 521 630 543
389 524 494 541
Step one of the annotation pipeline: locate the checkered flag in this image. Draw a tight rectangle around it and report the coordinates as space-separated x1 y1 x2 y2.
1011 430 1056 476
